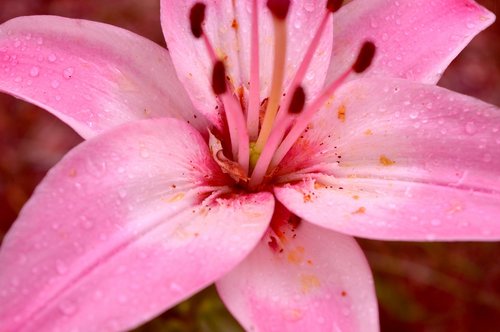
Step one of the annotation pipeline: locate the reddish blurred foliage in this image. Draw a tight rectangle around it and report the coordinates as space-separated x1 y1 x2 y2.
0 1 499 331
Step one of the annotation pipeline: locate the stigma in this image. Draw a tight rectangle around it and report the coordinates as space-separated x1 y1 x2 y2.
189 0 376 189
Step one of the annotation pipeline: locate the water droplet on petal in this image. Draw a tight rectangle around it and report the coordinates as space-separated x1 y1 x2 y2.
59 300 77 316
63 67 74 79
55 260 68 275
81 218 94 230
465 121 476 135
51 80 60 89
48 54 57 62
118 295 128 304
431 219 441 226
86 158 107 177
118 188 127 198
29 66 40 77
169 282 183 294
94 290 104 300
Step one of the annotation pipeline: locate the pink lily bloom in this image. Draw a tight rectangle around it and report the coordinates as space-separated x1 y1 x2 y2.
0 0 499 330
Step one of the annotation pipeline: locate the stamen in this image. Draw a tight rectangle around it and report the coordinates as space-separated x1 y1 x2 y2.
249 87 306 188
189 3 206 38
326 0 343 13
253 1 289 154
352 41 376 73
288 86 306 114
274 7 332 123
211 61 250 174
189 3 217 62
269 41 377 170
266 0 291 20
212 60 227 95
247 0 261 139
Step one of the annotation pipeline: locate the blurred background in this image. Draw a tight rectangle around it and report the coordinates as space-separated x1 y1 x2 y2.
0 0 499 331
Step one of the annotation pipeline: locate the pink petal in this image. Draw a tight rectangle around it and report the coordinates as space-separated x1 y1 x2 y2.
275 78 500 241
0 118 274 331
327 0 495 84
0 16 208 139
217 215 379 331
160 0 333 124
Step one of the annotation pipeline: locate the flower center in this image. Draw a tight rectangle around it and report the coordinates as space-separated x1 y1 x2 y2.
189 0 375 189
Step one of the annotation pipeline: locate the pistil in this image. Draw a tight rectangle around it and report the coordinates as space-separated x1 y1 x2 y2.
269 41 376 170
253 0 290 154
247 0 261 140
189 2 375 188
190 2 250 174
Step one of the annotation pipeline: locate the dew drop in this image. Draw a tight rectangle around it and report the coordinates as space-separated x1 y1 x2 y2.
303 0 314 12
118 188 127 198
482 153 492 163
18 254 27 265
55 260 68 275
14 40 21 48
10 277 20 287
169 282 183 294
118 295 128 304
82 218 94 230
464 121 476 135
63 67 74 79
140 149 150 158
58 300 77 316
430 219 441 226
86 158 107 177
425 233 436 241
51 79 60 89
48 53 57 62
94 290 104 300
29 66 40 77
409 111 419 119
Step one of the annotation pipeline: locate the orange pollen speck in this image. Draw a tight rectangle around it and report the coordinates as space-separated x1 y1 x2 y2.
231 18 239 30
337 104 346 122
303 193 313 203
379 155 396 166
353 206 366 214
300 274 321 294
364 129 373 135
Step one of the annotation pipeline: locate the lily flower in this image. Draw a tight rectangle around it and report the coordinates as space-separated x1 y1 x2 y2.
0 0 499 331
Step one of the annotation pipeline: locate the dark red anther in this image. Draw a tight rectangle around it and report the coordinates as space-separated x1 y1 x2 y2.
326 0 343 13
288 86 306 114
189 3 206 38
352 41 376 73
212 60 227 95
267 0 290 20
